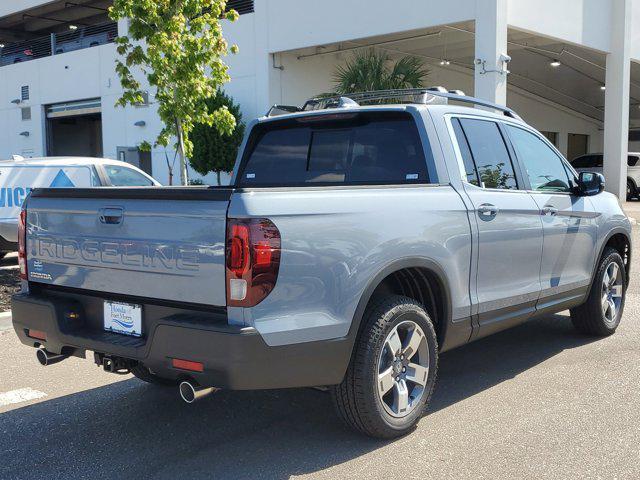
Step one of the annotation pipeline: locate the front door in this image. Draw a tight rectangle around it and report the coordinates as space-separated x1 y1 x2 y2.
504 125 598 309
451 117 544 336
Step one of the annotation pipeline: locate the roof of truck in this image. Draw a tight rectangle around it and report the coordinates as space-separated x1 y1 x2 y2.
259 103 528 126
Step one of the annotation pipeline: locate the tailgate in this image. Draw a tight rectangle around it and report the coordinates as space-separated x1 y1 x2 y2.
25 187 231 307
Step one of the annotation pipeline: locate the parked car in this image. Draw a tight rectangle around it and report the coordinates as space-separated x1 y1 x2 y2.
571 152 640 200
0 156 159 259
12 89 631 439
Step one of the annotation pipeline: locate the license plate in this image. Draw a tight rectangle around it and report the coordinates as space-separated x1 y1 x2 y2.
103 301 142 337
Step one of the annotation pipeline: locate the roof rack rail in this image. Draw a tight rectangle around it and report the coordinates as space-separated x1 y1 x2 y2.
265 87 521 120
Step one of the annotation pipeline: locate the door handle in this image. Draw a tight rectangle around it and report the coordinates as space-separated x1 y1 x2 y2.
541 205 559 216
99 207 124 225
477 203 499 217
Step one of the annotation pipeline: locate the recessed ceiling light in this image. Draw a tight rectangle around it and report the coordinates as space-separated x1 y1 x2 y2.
550 60 561 67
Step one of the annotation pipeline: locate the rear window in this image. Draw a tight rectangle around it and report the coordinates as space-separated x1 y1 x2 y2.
239 112 433 186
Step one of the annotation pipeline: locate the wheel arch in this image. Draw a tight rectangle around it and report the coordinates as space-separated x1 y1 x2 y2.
592 228 632 288
346 258 453 352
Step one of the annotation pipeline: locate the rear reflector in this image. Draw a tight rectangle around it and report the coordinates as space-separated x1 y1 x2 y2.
171 358 204 372
27 329 47 341
18 209 27 280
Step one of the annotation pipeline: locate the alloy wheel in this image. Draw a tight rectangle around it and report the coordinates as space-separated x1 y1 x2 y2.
377 320 429 418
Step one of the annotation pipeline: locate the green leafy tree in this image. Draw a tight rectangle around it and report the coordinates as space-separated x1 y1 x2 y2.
333 49 429 94
108 0 239 185
190 91 245 185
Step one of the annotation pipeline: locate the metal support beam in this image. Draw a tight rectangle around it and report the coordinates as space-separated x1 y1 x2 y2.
603 0 632 200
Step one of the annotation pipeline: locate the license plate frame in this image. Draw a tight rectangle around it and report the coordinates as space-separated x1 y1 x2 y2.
103 300 142 337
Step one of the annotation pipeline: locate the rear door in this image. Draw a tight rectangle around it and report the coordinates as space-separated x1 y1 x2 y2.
504 125 598 307
450 117 543 335
25 188 231 306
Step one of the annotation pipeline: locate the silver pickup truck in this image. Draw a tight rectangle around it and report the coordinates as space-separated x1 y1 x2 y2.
12 89 632 439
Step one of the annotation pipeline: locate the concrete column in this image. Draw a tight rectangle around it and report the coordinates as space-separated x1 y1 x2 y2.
603 0 632 200
252 1 280 120
474 0 508 106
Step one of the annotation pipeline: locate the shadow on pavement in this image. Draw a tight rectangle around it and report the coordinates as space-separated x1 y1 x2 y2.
0 313 597 480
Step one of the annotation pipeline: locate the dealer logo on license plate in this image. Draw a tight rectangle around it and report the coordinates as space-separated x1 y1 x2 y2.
104 301 142 337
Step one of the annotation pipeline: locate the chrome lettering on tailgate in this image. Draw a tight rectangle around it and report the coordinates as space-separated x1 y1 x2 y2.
31 236 206 273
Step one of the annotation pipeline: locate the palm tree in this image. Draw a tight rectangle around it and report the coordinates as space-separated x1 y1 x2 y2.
332 49 429 94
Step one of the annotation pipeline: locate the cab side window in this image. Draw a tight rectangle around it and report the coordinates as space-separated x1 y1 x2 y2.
104 165 155 186
505 125 572 193
452 118 518 190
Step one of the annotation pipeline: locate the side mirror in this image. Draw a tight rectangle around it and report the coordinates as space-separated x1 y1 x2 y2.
576 171 605 196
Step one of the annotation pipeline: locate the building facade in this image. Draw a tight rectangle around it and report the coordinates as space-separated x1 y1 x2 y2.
0 0 638 198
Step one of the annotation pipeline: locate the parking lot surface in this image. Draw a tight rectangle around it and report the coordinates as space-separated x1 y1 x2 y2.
1 230 639 480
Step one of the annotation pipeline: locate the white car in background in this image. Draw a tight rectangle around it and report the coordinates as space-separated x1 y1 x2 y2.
570 152 640 200
0 156 159 258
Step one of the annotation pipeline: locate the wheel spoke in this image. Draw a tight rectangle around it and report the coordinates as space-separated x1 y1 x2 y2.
601 293 609 315
603 271 611 289
385 327 402 355
608 263 619 287
393 379 409 415
611 285 623 298
378 367 395 396
406 363 428 386
402 326 424 360
607 298 616 320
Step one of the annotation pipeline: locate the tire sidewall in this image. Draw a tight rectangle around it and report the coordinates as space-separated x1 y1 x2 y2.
362 300 438 434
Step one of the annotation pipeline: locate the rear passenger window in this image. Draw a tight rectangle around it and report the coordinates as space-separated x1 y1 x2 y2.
455 118 518 190
240 112 433 186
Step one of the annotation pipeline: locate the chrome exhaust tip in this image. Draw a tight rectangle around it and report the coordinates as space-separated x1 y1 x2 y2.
36 348 68 366
178 380 218 404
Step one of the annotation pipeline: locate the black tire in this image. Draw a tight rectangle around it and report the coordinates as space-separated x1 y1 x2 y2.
570 247 626 336
130 364 176 386
627 180 635 201
331 295 438 439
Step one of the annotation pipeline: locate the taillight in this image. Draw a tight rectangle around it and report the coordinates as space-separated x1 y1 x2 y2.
226 218 281 307
18 209 27 280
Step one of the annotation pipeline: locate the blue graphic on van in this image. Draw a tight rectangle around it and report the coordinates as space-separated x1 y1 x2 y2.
49 170 75 188
0 187 31 208
0 170 75 208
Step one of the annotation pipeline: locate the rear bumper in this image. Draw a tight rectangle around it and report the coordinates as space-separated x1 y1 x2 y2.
11 292 351 390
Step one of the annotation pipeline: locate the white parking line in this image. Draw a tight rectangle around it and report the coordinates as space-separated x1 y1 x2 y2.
0 388 47 407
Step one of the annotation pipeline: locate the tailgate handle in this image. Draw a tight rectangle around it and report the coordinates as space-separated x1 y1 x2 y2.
99 207 124 225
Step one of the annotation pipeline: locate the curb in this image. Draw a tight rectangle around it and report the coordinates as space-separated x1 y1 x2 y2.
0 311 10 319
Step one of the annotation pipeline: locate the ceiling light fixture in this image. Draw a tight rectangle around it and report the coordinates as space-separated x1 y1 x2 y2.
69 24 78 30
600 85 606 91
439 59 450 66
550 60 561 67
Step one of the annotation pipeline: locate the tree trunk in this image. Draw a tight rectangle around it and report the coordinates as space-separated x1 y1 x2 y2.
216 171 221 186
175 118 188 186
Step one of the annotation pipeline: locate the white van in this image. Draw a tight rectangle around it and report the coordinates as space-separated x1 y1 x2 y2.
0 156 159 258
570 152 640 200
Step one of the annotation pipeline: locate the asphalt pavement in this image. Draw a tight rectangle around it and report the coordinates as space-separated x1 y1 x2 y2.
1 230 639 479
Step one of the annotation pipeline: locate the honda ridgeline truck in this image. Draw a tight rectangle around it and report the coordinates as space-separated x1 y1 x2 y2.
12 88 632 438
